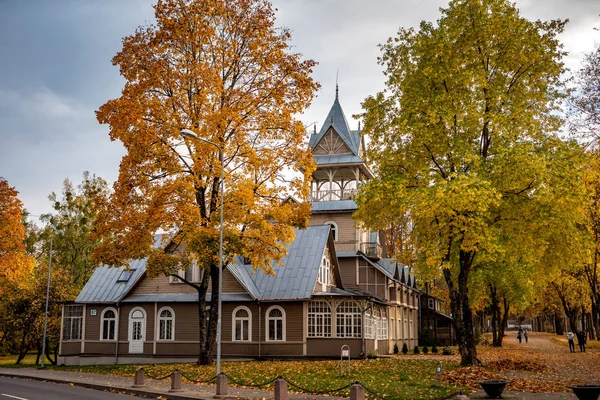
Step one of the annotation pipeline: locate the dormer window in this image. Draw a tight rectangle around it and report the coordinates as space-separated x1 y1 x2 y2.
324 221 338 241
318 252 331 286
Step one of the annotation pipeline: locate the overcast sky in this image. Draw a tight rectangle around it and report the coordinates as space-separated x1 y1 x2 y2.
1 0 599 218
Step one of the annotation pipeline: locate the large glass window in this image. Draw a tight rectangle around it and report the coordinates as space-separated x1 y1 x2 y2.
365 310 375 339
308 300 331 337
101 308 116 341
380 309 388 340
233 306 251 341
266 306 285 341
62 305 83 341
158 307 174 341
336 300 362 338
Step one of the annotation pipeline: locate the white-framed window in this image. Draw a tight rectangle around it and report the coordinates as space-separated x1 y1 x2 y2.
62 305 83 341
428 298 434 309
100 307 117 341
324 221 338 241
266 306 286 341
364 310 374 339
336 300 362 338
308 300 331 337
380 309 388 339
170 263 203 283
232 306 252 341
318 250 331 286
157 307 175 341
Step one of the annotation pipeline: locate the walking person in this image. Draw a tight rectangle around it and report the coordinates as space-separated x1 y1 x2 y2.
524 330 528 343
576 331 587 352
517 328 523 343
567 331 575 353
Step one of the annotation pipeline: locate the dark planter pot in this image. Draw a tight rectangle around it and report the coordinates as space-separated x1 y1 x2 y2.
568 385 600 400
477 380 510 398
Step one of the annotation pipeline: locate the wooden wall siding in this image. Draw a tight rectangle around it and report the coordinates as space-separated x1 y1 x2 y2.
308 213 356 243
156 342 200 355
260 343 303 356
306 338 364 357
338 258 357 289
358 260 388 299
60 342 81 356
157 303 198 341
222 342 258 356
131 275 197 295
313 128 353 156
129 269 246 297
117 342 153 355
84 342 117 355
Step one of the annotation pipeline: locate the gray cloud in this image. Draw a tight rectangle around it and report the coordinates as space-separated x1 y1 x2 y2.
0 0 599 217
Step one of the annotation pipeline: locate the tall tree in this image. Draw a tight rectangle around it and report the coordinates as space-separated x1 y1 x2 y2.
40 172 109 288
0 178 34 294
356 0 582 365
93 0 317 364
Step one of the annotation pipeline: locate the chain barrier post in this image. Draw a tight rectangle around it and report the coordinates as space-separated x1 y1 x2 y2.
169 370 184 392
214 373 229 398
350 382 365 400
133 366 146 388
340 344 350 377
274 377 288 400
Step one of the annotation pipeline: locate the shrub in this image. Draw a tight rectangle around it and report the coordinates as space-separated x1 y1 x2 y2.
393 343 399 354
442 346 452 355
402 343 409 354
413 346 420 355
432 344 438 353
423 346 429 354
367 350 378 359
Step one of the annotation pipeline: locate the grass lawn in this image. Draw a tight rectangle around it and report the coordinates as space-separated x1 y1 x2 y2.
0 354 467 399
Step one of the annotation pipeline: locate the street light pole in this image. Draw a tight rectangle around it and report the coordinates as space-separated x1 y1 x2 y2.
40 238 52 369
180 129 224 375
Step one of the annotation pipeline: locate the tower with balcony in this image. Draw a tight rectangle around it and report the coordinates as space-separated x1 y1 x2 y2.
308 88 385 283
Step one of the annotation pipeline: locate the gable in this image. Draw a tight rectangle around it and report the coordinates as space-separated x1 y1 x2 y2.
313 127 353 155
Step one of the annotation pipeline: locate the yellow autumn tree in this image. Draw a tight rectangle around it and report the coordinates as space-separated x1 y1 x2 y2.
0 178 34 294
94 0 318 364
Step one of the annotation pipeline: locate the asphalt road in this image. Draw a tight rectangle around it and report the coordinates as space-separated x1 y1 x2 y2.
0 377 143 400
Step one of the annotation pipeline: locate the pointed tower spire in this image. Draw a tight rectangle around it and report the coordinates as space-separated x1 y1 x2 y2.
335 69 339 100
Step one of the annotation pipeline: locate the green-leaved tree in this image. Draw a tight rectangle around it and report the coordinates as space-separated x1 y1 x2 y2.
356 0 585 365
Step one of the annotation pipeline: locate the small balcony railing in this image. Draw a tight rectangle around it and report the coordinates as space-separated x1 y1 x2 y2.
309 189 357 202
333 241 382 259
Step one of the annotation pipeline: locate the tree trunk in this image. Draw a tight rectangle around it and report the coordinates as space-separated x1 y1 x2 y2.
444 249 479 366
554 311 564 335
196 274 210 365
489 284 500 346
498 297 509 347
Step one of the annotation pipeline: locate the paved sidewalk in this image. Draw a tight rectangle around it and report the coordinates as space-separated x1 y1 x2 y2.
0 367 344 400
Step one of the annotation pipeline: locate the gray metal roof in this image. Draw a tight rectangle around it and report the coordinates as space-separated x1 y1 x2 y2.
75 234 167 304
76 258 147 303
376 258 397 277
228 225 331 300
311 200 357 212
309 95 361 156
313 154 364 165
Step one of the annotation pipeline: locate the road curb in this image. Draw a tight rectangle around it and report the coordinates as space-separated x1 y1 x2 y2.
0 372 219 400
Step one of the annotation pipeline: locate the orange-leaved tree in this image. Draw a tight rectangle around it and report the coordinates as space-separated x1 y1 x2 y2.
0 178 34 294
94 0 318 364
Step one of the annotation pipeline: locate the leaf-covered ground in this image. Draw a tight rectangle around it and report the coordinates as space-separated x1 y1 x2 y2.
1 332 597 399
443 332 600 393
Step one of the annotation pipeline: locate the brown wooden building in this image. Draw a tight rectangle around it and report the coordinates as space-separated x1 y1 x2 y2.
58 89 420 365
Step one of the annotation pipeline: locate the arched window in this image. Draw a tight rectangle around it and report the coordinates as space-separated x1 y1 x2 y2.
266 306 286 341
336 301 362 338
324 221 338 241
308 300 331 337
101 308 117 341
318 251 331 286
157 307 175 341
232 306 252 341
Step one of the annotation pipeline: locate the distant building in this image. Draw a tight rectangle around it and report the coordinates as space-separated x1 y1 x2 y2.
58 88 420 365
419 290 455 346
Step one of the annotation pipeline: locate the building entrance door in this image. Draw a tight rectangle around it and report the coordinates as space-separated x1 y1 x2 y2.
129 308 145 353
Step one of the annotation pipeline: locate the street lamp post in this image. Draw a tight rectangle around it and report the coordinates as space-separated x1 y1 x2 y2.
180 128 224 375
40 238 52 369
